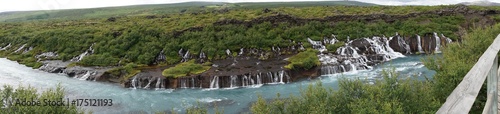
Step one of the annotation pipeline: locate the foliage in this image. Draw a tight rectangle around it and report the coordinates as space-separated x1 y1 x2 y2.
78 54 120 66
0 4 475 69
0 84 83 113
284 49 320 70
251 69 440 113
424 24 500 112
162 60 211 78
0 1 376 22
326 41 345 53
106 63 141 82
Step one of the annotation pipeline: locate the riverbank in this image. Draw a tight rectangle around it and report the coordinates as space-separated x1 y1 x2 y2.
0 54 435 113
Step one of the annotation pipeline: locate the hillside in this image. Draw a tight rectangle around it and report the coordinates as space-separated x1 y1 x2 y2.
0 1 376 22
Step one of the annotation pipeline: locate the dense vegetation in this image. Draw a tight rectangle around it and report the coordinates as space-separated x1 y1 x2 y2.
284 49 320 70
425 23 500 112
250 22 500 114
0 85 83 113
251 70 439 113
0 1 375 22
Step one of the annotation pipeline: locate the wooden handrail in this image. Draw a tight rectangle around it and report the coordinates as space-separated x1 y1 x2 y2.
437 34 500 114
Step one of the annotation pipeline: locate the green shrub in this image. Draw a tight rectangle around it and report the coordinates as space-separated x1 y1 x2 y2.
0 84 84 113
162 60 211 78
326 41 345 53
425 24 500 112
251 69 439 114
285 49 320 70
78 54 120 66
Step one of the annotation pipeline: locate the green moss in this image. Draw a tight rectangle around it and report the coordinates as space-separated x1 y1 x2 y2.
162 60 211 78
285 49 320 70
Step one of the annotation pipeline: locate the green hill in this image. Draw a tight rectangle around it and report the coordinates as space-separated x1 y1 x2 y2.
0 1 376 22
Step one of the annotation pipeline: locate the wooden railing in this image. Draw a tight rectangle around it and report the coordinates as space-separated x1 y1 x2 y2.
437 34 500 114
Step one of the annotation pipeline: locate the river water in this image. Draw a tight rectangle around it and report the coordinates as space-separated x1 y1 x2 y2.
0 55 436 114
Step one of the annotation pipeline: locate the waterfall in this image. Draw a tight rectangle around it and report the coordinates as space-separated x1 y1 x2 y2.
155 77 162 90
249 75 255 85
79 71 91 80
180 78 187 88
14 44 26 53
274 72 279 83
416 35 424 53
370 37 405 60
182 50 190 62
279 71 285 84
131 76 138 89
397 36 411 54
239 48 244 55
442 34 453 44
230 75 238 88
200 51 206 59
308 38 326 52
226 49 231 56
433 32 441 53
191 78 195 88
209 76 219 89
0 43 11 51
242 75 248 87
340 65 346 72
71 44 94 62
256 73 262 85
350 64 357 72
144 78 153 89
321 66 338 75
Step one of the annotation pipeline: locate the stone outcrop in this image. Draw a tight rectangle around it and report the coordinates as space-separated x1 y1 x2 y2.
38 60 70 73
38 60 114 81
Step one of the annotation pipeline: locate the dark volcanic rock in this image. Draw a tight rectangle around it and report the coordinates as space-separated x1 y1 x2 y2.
63 66 114 81
38 60 70 73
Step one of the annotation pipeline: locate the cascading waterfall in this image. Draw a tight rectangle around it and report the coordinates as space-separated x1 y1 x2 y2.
230 75 238 88
317 36 407 75
226 49 231 56
442 34 453 44
71 44 94 62
256 73 262 85
279 71 285 84
191 78 196 88
242 75 248 87
0 43 11 51
14 44 26 53
131 76 138 89
182 50 190 62
180 78 187 88
416 35 424 53
79 71 91 80
209 76 219 89
239 48 244 55
397 36 411 54
249 75 255 86
308 38 327 52
433 32 441 53
144 78 153 89
155 77 162 90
